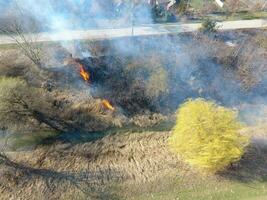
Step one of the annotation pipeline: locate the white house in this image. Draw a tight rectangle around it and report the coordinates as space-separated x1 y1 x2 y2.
148 0 176 10
149 0 225 9
215 0 224 7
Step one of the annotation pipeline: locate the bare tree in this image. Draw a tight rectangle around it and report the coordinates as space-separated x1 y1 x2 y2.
0 5 43 67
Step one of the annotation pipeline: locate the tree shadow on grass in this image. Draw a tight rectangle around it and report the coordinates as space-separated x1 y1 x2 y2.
0 153 122 200
218 138 267 183
39 120 174 146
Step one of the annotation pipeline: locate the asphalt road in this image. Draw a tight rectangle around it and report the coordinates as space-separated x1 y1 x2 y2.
0 19 266 45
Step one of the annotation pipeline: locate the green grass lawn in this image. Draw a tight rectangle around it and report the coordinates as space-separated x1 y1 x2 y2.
209 11 267 22
190 0 212 9
129 179 267 200
0 43 18 50
0 130 59 151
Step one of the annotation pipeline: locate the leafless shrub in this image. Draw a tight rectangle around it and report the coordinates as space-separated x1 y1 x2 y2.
0 5 43 68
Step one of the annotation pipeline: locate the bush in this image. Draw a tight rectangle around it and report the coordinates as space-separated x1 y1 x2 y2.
169 98 249 173
151 5 176 23
175 0 188 14
200 18 218 33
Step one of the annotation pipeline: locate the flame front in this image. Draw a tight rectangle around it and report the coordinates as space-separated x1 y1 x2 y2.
102 99 115 111
79 64 90 82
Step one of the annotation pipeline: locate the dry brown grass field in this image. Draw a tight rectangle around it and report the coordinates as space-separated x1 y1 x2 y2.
0 28 267 199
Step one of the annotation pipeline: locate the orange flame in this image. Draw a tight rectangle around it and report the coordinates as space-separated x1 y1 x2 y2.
102 99 115 111
79 64 90 82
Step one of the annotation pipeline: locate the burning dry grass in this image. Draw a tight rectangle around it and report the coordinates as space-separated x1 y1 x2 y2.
0 10 267 200
0 76 121 134
1 29 266 134
49 90 122 131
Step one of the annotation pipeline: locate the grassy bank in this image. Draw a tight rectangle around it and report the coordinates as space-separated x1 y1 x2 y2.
129 180 267 200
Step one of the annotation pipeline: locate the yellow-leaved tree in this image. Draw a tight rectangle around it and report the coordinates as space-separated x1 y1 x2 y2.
169 98 249 173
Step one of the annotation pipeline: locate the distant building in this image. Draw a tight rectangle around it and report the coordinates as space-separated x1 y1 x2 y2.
215 0 224 7
148 0 176 10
